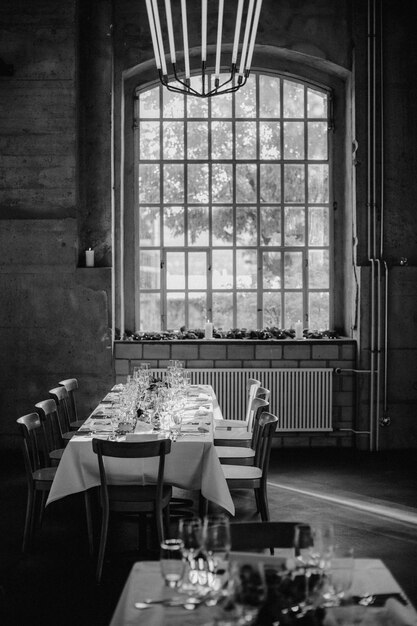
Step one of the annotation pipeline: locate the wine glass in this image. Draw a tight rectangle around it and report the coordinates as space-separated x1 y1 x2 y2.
294 522 334 611
178 517 203 567
202 514 231 578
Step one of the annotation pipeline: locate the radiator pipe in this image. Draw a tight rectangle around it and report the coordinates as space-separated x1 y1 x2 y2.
334 368 373 374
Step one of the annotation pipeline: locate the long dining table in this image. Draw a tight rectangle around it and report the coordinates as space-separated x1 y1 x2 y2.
46 384 235 515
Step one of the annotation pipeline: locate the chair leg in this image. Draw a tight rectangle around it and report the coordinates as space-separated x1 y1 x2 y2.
38 491 48 526
84 491 94 555
96 508 109 584
257 486 270 521
22 489 35 552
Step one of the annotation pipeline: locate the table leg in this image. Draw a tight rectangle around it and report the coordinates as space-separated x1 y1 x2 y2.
199 492 208 518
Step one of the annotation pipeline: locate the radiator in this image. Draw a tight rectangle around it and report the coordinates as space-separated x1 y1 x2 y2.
151 368 333 432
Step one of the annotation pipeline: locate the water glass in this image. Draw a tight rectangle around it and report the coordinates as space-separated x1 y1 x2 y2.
160 539 185 588
203 514 231 575
322 547 354 606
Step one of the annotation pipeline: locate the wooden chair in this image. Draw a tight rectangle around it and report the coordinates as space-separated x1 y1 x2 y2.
222 411 279 520
49 386 75 441
92 437 173 583
16 413 58 552
214 378 261 431
35 398 66 463
58 378 85 429
214 387 271 447
230 521 304 552
215 398 270 465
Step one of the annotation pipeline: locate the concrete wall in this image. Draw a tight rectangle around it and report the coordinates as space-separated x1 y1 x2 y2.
1 0 416 450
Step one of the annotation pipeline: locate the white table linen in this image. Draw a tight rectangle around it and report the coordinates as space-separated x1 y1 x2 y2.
46 385 235 515
109 558 416 626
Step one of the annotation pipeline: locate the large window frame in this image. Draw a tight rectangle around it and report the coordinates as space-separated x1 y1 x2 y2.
118 51 350 338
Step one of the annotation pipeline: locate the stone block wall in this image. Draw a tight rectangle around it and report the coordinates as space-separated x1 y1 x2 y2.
114 338 357 448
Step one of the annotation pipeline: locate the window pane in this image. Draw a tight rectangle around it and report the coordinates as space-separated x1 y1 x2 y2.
260 122 280 159
307 88 327 118
236 207 257 245
140 122 160 159
212 164 233 202
309 250 329 288
188 164 208 203
163 121 184 159
309 292 329 329
213 292 233 328
212 206 233 245
284 251 303 288
260 164 281 202
308 122 328 160
283 80 304 117
212 121 233 159
139 293 160 330
237 292 257 327
263 251 281 288
163 87 184 117
236 121 257 159
284 207 305 245
166 252 185 289
139 206 160 246
188 252 207 289
284 292 303 328
236 250 257 288
259 75 280 117
308 164 329 202
163 164 184 202
263 292 281 327
187 77 208 117
139 250 160 288
284 164 305 202
309 207 329 246
260 207 281 245
211 78 232 117
164 207 184 246
167 292 185 329
284 122 304 159
139 89 159 118
188 292 206 328
188 207 209 246
188 121 208 159
235 75 256 118
213 250 233 288
236 164 257 202
139 164 160 202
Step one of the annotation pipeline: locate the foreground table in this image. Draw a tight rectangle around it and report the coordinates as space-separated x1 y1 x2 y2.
109 558 417 626
46 385 235 515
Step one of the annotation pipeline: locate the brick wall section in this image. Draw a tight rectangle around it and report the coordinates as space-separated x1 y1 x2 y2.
114 339 357 449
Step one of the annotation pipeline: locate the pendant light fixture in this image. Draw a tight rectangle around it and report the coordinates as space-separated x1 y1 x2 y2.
145 0 263 97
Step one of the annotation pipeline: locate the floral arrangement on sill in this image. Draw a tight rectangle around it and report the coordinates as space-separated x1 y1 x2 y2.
116 326 340 341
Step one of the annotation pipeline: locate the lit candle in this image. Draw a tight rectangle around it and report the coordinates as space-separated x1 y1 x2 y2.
295 320 303 340
205 320 213 340
85 248 94 267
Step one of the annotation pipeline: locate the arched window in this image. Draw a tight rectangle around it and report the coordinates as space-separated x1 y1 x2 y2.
134 72 332 332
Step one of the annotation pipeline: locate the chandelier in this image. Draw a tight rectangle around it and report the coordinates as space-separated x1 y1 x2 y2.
145 0 263 97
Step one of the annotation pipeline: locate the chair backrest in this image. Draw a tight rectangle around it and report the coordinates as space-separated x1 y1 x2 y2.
35 398 63 451
49 386 72 433
255 386 270 402
16 413 51 479
92 438 172 503
58 378 79 422
249 397 270 445
253 411 279 479
244 378 261 423
230 521 303 552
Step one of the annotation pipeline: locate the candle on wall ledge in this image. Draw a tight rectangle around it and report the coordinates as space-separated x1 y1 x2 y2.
295 320 303 340
204 320 213 340
85 248 94 267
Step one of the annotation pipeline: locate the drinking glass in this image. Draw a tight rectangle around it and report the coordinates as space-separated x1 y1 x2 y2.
322 547 354 606
294 522 334 611
203 514 231 576
169 411 183 441
160 538 185 588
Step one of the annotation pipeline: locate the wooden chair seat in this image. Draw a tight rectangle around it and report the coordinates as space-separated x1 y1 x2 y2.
222 465 262 481
32 466 57 483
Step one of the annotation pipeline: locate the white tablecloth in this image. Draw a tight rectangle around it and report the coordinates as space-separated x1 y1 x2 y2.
46 386 235 515
109 559 417 626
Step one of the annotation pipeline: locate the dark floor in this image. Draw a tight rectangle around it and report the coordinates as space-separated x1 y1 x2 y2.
1 447 417 625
